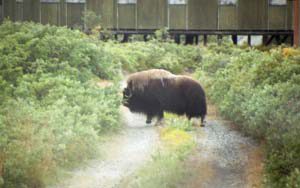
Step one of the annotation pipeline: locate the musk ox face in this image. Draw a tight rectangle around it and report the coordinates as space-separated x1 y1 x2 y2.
122 87 147 114
122 87 132 107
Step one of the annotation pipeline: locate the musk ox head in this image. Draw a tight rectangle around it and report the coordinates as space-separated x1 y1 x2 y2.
122 69 172 113
122 85 146 113
122 69 174 108
122 87 132 107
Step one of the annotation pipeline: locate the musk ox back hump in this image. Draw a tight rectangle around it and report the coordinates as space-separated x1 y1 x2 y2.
126 69 175 92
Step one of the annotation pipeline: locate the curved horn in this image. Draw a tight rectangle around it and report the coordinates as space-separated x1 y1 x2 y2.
126 89 132 98
123 88 132 98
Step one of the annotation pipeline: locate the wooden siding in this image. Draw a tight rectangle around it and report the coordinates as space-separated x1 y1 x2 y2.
188 0 218 30
15 2 24 21
40 2 60 25
238 0 268 29
287 1 293 30
0 0 2 22
23 0 33 21
3 0 16 21
136 0 167 29
86 0 114 28
169 5 186 29
60 0 66 25
1 0 294 31
268 5 287 29
27 0 41 23
218 5 238 29
66 2 85 28
101 0 114 28
117 4 136 28
298 0 300 46
86 0 101 15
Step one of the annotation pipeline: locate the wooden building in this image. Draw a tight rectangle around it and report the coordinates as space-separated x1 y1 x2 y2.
0 0 297 45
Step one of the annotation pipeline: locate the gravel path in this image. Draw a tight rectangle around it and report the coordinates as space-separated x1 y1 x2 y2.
48 106 159 188
178 106 263 188
49 103 263 188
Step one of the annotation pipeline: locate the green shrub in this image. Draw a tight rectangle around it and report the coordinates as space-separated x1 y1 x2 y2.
81 10 102 30
104 40 202 73
0 21 121 187
196 45 300 187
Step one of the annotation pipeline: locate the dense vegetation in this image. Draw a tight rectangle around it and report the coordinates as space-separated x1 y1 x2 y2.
0 21 202 188
0 21 300 187
196 44 300 187
0 21 122 188
105 41 202 73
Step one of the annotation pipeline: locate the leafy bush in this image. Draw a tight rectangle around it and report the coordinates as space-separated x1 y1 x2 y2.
81 10 102 30
0 21 121 188
104 40 202 73
196 46 300 187
0 21 204 187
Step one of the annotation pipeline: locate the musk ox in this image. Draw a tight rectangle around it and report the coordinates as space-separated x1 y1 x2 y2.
122 69 207 126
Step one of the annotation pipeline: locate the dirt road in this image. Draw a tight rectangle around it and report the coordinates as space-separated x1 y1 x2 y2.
177 105 264 188
49 105 263 188
48 107 159 188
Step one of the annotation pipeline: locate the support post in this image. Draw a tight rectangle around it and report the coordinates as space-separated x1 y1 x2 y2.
247 35 251 46
217 35 222 45
203 35 208 46
174 34 181 44
232 35 238 45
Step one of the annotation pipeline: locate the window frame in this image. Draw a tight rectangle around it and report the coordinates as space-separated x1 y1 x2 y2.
219 0 237 6
269 0 287 6
117 0 137 5
168 0 187 5
66 0 85 3
40 0 60 3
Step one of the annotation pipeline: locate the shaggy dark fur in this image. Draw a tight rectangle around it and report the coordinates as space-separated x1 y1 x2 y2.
123 69 207 126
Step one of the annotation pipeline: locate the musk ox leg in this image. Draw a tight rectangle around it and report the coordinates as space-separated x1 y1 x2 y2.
155 111 164 126
146 114 153 124
158 111 164 121
201 115 206 127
